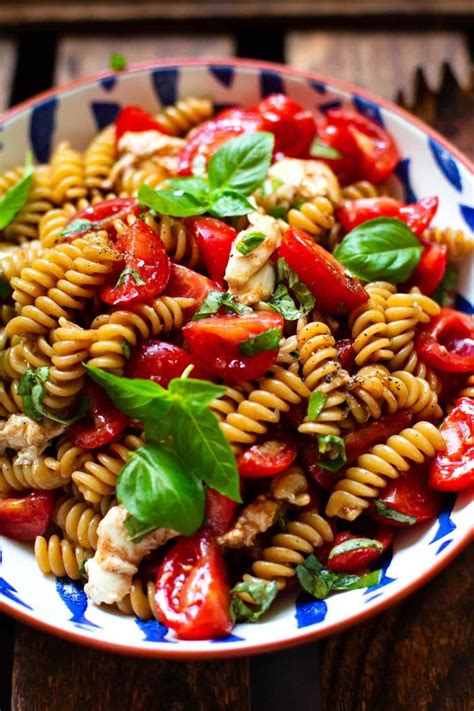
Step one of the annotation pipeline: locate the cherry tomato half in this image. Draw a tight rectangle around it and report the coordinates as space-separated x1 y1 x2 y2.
185 217 237 286
344 411 413 464
0 491 55 540
183 312 284 383
429 398 474 491
335 338 356 373
336 196 438 237
320 528 393 574
100 220 171 306
416 308 474 373
68 381 129 449
164 264 223 316
237 438 298 478
404 239 447 296
279 228 369 314
126 339 210 387
154 528 232 640
255 94 317 159
205 488 239 535
115 105 170 143
64 197 139 240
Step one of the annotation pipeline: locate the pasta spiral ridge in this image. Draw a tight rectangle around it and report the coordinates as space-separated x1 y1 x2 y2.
340 181 388 200
35 534 91 580
0 334 54 380
286 196 335 237
143 213 200 267
0 379 23 417
54 496 103 549
4 166 54 243
115 578 158 619
117 161 169 197
51 142 87 205
422 227 474 262
84 125 116 190
385 291 440 372
458 375 474 399
1 240 45 283
0 453 64 493
349 282 395 366
0 166 24 196
155 97 214 136
270 466 311 507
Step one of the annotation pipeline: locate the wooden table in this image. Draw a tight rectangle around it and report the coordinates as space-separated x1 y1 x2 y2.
0 8 473 710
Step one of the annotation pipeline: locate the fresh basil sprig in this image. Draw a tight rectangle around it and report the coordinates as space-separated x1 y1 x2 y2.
267 284 301 321
373 499 417 525
192 290 252 320
230 579 279 623
307 391 327 421
309 138 342 160
239 327 282 357
18 367 89 424
138 132 274 219
296 554 382 600
114 266 145 289
61 218 94 238
334 217 423 282
317 434 346 472
272 258 315 320
0 153 34 230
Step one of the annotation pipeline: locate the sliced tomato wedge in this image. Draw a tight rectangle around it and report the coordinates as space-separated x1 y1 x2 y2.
64 197 139 240
279 228 368 314
255 94 317 159
115 105 170 142
237 437 298 478
183 312 284 383
416 308 474 373
404 239 447 296
335 338 356 373
205 488 239 535
164 264 223 316
336 196 438 237
185 217 237 286
126 339 210 387
100 220 170 306
154 528 232 640
0 491 55 540
319 528 393 574
67 381 129 449
429 398 474 491
344 411 413 464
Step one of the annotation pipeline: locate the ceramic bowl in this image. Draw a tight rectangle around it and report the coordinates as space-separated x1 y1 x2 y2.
0 59 472 659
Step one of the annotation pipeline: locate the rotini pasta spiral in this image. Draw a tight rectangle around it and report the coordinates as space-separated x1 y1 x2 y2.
286 196 335 237
51 141 87 205
340 181 387 200
0 334 54 380
143 213 200 267
117 160 170 197
349 282 395 366
35 534 91 580
38 204 76 248
270 465 311 507
458 375 474 399
1 240 45 282
385 291 440 372
115 577 158 619
0 453 64 493
422 226 474 262
0 379 23 417
155 97 214 136
84 125 116 191
0 166 24 196
3 166 54 243
54 496 103 549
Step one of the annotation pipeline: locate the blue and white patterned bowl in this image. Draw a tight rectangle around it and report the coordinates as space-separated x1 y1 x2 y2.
0 59 472 659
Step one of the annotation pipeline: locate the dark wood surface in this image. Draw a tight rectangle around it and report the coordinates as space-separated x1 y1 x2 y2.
0 18 473 711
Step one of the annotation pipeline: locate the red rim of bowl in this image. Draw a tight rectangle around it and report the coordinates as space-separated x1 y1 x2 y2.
0 57 472 659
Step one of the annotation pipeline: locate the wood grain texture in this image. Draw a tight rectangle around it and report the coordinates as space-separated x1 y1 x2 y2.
54 35 236 85
0 40 16 111
286 31 471 104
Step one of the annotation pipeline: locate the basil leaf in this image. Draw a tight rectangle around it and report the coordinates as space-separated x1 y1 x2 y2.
60 218 94 238
109 52 127 71
117 443 204 535
124 515 161 543
0 153 34 230
18 367 89 424
328 537 384 560
166 177 210 198
192 290 252 320
173 406 241 502
137 184 209 217
309 138 342 159
317 434 346 472
432 265 457 307
334 217 423 282
0 276 12 299
276 258 315 315
168 377 227 411
239 327 282 356
308 391 328 421
114 266 145 288
236 231 266 255
296 554 382 599
270 206 288 220
121 341 131 359
373 499 417 525
267 284 300 321
208 189 254 218
230 579 279 623
207 132 274 195
334 569 382 592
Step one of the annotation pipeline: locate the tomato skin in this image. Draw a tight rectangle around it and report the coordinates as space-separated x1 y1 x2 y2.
279 228 369 314
237 438 298 478
429 398 474 491
299 437 341 490
321 528 393 574
416 308 474 373
0 491 55 540
126 339 210 387
68 381 129 449
101 220 171 306
405 239 447 296
255 94 317 158
154 528 232 640
115 105 170 142
336 196 438 237
183 312 284 384
399 196 438 236
205 488 239 535
64 197 139 240
344 411 413 464
164 264 223 316
185 217 237 286
335 338 356 373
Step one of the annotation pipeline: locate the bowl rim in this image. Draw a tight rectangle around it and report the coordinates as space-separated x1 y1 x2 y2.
0 57 472 659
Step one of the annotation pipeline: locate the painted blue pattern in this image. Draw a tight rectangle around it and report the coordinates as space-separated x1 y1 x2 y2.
91 102 121 130
364 548 396 596
365 593 384 603
211 633 245 643
259 69 285 97
151 68 178 108
100 76 118 92
430 494 456 545
308 80 327 95
55 578 100 629
134 618 173 643
30 97 57 163
429 137 462 192
295 592 328 628
436 539 453 555
394 158 418 203
459 204 474 231
318 100 342 113
455 294 473 314
0 575 33 610
352 95 384 127
209 65 235 88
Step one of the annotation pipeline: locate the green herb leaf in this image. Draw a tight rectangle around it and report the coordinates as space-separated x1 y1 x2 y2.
124 515 161 543
207 132 274 195
334 217 423 282
192 290 253 320
168 377 227 411
230 578 279 623
267 284 301 321
296 554 382 599
432 265 458 307
121 341 131 359
328 537 384 560
0 276 12 299
0 153 34 230
109 53 127 71
270 206 288 220
276 258 315 315
317 434 346 472
309 138 342 160
239 327 282 357
373 499 417 525
114 266 146 289
117 443 205 536
236 231 266 255
60 218 94 238
308 391 328 421
18 367 89 424
166 177 210 198
137 184 209 217
208 189 254 218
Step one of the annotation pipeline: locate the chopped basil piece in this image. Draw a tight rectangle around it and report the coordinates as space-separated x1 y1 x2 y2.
121 341 131 359
18 367 89 424
267 284 301 321
296 554 382 600
109 53 127 71
317 434 346 472
230 579 279 623
61 218 94 238
373 499 418 525
236 231 266 255
276 258 315 316
114 267 146 289
270 206 289 220
309 138 342 159
192 291 252 320
239 327 282 356
328 537 384 560
0 153 34 230
307 391 328 421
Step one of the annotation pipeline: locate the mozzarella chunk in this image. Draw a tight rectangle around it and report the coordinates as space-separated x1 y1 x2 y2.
267 158 341 205
0 414 65 465
229 261 275 305
224 212 281 291
117 130 185 160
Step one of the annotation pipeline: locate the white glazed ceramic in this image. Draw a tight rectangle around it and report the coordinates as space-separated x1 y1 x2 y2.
0 59 472 659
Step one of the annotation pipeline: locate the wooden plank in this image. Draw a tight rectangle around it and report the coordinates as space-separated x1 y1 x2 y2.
0 40 17 111
286 31 471 104
11 624 250 711
55 35 236 85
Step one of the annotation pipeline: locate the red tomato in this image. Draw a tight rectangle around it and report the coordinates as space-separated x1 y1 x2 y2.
177 107 264 176
154 528 232 640
299 437 341 490
185 217 237 286
322 528 393 574
100 220 170 306
115 105 170 142
344 411 413 464
183 312 284 383
68 381 129 449
316 109 400 185
405 239 447 296
164 264 223 316
255 94 317 158
336 196 438 237
64 197 139 240
416 308 474 373
205 488 239 535
335 338 356 373
429 398 474 491
0 491 55 540
126 339 210 387
279 228 368 314
368 462 442 527
237 438 298 478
